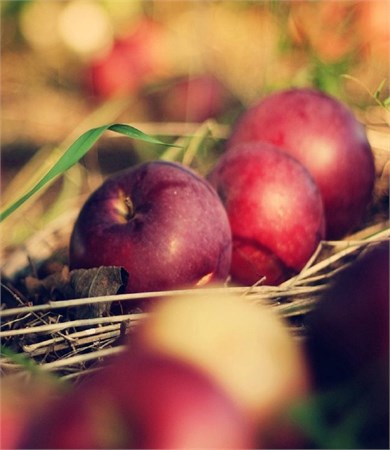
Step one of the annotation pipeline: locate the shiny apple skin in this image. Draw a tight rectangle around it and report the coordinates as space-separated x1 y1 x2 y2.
69 161 232 294
227 88 375 239
208 142 325 286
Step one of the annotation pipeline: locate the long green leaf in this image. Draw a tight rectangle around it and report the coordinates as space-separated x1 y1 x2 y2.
0 123 175 222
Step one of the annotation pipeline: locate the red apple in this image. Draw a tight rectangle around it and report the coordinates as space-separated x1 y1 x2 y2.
208 142 325 286
152 75 232 123
227 88 375 239
69 161 232 296
133 291 311 447
0 375 59 449
87 19 167 99
21 351 255 449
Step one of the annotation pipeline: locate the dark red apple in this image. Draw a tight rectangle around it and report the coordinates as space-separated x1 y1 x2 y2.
304 241 389 448
208 142 325 286
227 88 375 239
305 240 389 388
69 161 232 296
152 75 232 123
21 351 255 449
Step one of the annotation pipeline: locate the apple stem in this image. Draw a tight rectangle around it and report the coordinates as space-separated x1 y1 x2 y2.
124 196 135 220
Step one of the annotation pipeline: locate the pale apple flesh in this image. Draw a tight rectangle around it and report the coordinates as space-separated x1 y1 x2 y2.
69 161 232 295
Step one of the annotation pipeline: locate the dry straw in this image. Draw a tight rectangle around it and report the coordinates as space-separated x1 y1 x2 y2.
1 223 388 381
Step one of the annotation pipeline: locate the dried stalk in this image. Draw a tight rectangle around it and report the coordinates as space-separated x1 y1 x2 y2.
0 313 147 337
0 286 284 319
282 227 389 287
24 329 122 357
39 345 126 371
23 324 122 354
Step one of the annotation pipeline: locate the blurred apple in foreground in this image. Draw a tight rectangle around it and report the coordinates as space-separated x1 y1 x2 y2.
151 75 233 122
21 352 255 449
208 142 325 285
69 161 232 298
134 292 311 447
0 375 59 449
227 88 375 239
304 241 389 448
305 240 389 388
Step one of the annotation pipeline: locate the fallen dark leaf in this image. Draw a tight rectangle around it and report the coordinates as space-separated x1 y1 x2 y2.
70 266 129 298
21 265 128 319
67 266 129 319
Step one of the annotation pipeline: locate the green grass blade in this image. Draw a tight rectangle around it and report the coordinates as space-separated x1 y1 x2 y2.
0 123 175 223
1 344 43 375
